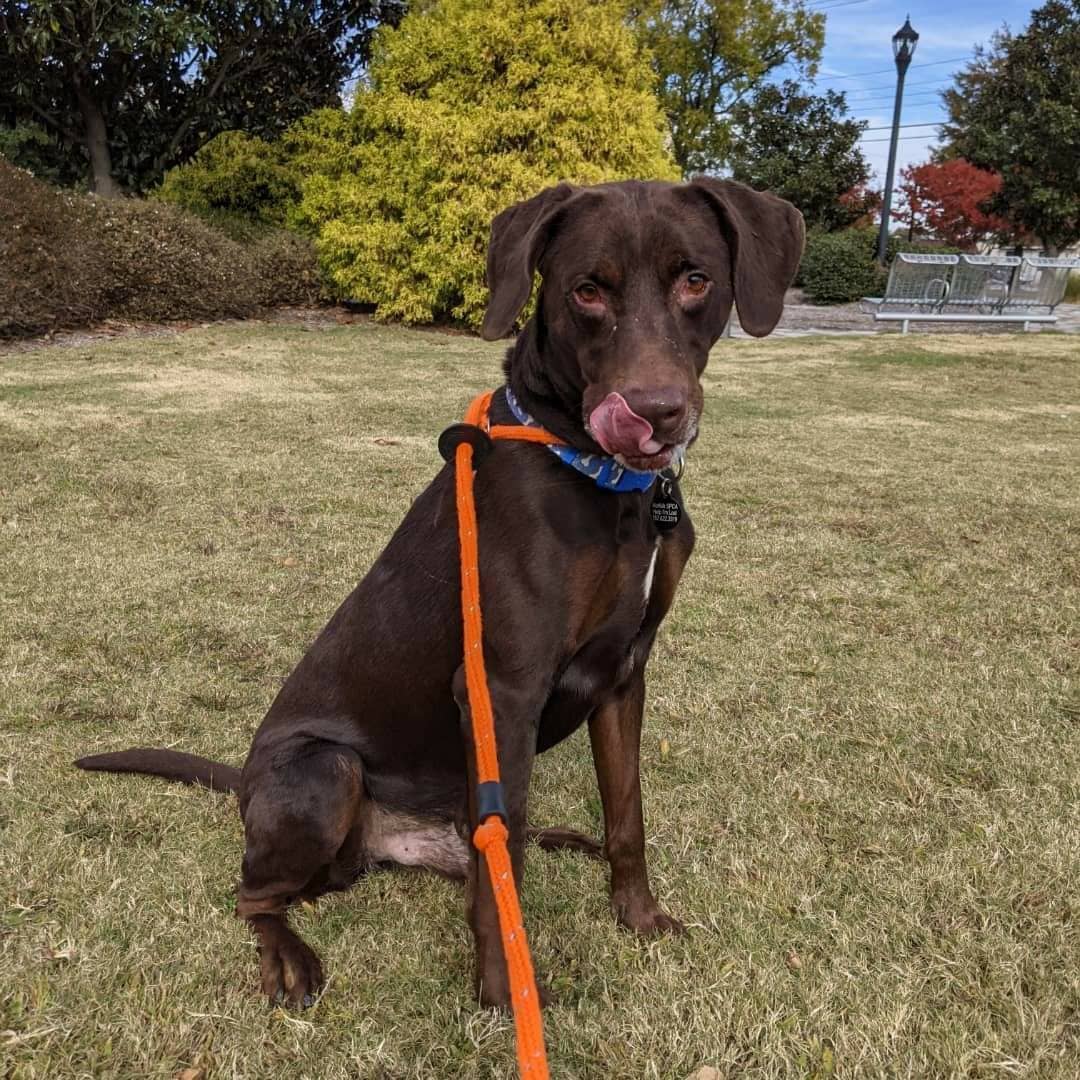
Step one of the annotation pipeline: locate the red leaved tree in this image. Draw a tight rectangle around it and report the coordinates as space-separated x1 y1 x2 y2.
893 159 1016 249
839 182 882 229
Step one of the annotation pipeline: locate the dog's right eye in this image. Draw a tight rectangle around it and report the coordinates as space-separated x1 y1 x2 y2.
573 282 602 306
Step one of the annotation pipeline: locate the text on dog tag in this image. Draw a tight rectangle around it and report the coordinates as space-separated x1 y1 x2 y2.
651 478 682 532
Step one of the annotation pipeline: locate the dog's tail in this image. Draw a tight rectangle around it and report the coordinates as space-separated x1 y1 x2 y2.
528 827 604 860
74 748 240 794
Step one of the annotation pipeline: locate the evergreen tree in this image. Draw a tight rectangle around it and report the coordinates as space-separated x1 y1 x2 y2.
727 80 870 231
940 0 1080 253
0 0 402 194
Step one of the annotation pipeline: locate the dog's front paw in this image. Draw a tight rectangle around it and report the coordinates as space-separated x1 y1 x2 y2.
612 893 686 937
260 935 324 1009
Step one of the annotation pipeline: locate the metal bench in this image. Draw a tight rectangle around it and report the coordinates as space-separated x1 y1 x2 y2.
864 253 1079 333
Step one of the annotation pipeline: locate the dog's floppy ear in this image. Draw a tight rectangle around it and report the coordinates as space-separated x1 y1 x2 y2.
481 183 578 340
689 177 805 337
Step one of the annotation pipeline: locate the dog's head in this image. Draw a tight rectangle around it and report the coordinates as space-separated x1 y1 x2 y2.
482 178 804 471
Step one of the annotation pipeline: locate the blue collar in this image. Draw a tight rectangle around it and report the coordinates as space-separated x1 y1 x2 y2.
503 387 670 494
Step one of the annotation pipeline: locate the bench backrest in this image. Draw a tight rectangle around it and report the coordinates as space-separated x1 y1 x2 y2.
882 253 958 307
883 253 1078 314
948 255 1020 309
1005 256 1080 312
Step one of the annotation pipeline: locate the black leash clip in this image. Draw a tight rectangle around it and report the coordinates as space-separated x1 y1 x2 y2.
438 423 494 465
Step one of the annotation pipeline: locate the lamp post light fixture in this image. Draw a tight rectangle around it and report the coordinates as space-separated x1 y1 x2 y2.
876 16 919 264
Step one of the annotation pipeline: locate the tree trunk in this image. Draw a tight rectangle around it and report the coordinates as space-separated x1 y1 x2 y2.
1042 240 1060 257
73 70 119 197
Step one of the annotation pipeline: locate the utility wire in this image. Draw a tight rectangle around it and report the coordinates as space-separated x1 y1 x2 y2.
851 107 947 119
852 114 945 123
815 55 973 83
808 0 876 10
847 95 947 108
859 121 942 131
844 85 948 97
848 94 947 109
859 134 944 143
841 78 952 96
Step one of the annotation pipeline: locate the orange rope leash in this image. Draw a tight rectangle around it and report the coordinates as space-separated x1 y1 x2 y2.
452 390 565 1079
487 424 566 445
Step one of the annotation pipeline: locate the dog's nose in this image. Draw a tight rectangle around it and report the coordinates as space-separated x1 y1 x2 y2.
621 386 688 442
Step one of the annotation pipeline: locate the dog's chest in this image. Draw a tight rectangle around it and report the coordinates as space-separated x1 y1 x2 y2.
641 541 660 606
554 536 660 701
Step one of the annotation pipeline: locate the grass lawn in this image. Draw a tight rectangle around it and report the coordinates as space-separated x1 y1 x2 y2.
1 322 1078 1079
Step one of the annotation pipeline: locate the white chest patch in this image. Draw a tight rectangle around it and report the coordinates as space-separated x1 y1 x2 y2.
642 541 659 606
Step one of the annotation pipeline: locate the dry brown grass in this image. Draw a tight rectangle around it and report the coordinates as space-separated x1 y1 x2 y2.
1 324 1078 1079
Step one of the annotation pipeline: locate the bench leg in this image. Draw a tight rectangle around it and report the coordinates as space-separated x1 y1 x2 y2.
901 319 910 335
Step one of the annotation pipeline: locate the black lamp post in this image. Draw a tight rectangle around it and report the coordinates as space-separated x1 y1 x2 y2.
876 16 919 264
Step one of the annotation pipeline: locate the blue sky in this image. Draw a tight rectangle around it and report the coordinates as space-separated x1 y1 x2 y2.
796 0 1036 183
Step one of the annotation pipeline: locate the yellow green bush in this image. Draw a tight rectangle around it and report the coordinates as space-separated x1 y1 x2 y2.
156 130 301 227
299 0 678 327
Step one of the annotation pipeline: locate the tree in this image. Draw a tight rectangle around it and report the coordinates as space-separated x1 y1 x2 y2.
940 0 1080 253
891 166 927 243
0 120 84 186
837 182 882 230
0 1 402 195
629 0 824 175
893 159 1015 249
297 0 677 327
726 80 872 231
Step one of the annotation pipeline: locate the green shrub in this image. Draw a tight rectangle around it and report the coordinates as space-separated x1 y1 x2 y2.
0 160 322 338
793 226 825 287
296 0 678 327
0 121 83 187
1065 272 1080 304
179 206 281 244
92 199 263 320
246 229 325 307
800 228 885 304
798 229 963 303
156 131 301 226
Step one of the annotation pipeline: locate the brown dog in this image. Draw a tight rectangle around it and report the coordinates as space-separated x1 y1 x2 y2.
77 178 803 1010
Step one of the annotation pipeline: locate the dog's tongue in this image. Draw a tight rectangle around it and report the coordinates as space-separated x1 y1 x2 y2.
589 393 664 458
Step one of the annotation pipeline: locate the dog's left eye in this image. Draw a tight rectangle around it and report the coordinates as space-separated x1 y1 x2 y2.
574 282 602 305
684 272 710 295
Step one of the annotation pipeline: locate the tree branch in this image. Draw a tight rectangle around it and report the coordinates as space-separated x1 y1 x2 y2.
155 45 240 170
26 99 84 146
